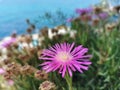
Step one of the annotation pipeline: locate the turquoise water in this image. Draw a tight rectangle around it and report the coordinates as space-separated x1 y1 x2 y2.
0 0 99 38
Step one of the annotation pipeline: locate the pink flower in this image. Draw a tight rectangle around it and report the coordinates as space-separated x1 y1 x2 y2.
40 43 92 77
76 8 93 15
0 68 5 75
0 37 16 48
98 12 109 19
7 79 14 86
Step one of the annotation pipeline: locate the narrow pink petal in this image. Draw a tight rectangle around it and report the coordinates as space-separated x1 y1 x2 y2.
71 45 83 55
43 66 50 70
43 49 56 55
73 55 92 60
67 66 72 77
42 53 55 57
68 43 75 53
77 61 92 65
40 57 55 61
66 43 71 51
46 67 53 73
62 43 68 51
73 63 83 73
40 62 51 66
55 43 61 50
50 47 57 52
73 48 88 57
73 56 91 60
46 64 57 73
60 43 65 51
72 57 90 60
81 55 92 58
59 65 63 73
68 62 76 71
53 64 61 71
62 65 66 77
54 43 62 51
63 43 67 51
80 65 88 70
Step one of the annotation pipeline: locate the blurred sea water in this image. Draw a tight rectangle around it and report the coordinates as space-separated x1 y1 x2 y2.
0 0 100 38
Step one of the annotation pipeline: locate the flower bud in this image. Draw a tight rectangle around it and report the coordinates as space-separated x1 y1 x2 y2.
20 65 36 75
39 81 56 90
3 72 12 80
3 58 11 65
6 62 21 75
34 70 48 80
94 7 102 14
92 18 100 26
40 27 48 37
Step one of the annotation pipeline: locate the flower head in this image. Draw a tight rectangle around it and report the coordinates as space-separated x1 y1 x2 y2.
40 43 92 77
7 79 14 86
39 81 56 90
98 12 108 19
34 70 48 80
0 37 16 48
0 68 5 75
76 8 93 15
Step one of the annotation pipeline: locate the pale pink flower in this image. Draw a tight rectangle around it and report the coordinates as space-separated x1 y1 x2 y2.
0 37 16 48
0 68 5 75
7 79 14 86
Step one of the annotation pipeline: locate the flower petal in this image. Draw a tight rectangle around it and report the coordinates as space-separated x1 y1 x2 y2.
67 66 72 77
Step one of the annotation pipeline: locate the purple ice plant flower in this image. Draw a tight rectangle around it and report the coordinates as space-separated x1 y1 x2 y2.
98 12 109 19
0 37 16 48
76 8 93 15
40 43 92 77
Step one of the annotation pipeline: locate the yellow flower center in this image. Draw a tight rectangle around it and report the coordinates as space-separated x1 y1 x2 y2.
56 52 71 62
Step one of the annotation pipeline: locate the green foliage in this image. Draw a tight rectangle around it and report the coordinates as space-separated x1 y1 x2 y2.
38 11 120 89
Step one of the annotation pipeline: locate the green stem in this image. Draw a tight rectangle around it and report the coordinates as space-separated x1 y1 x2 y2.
65 72 73 90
